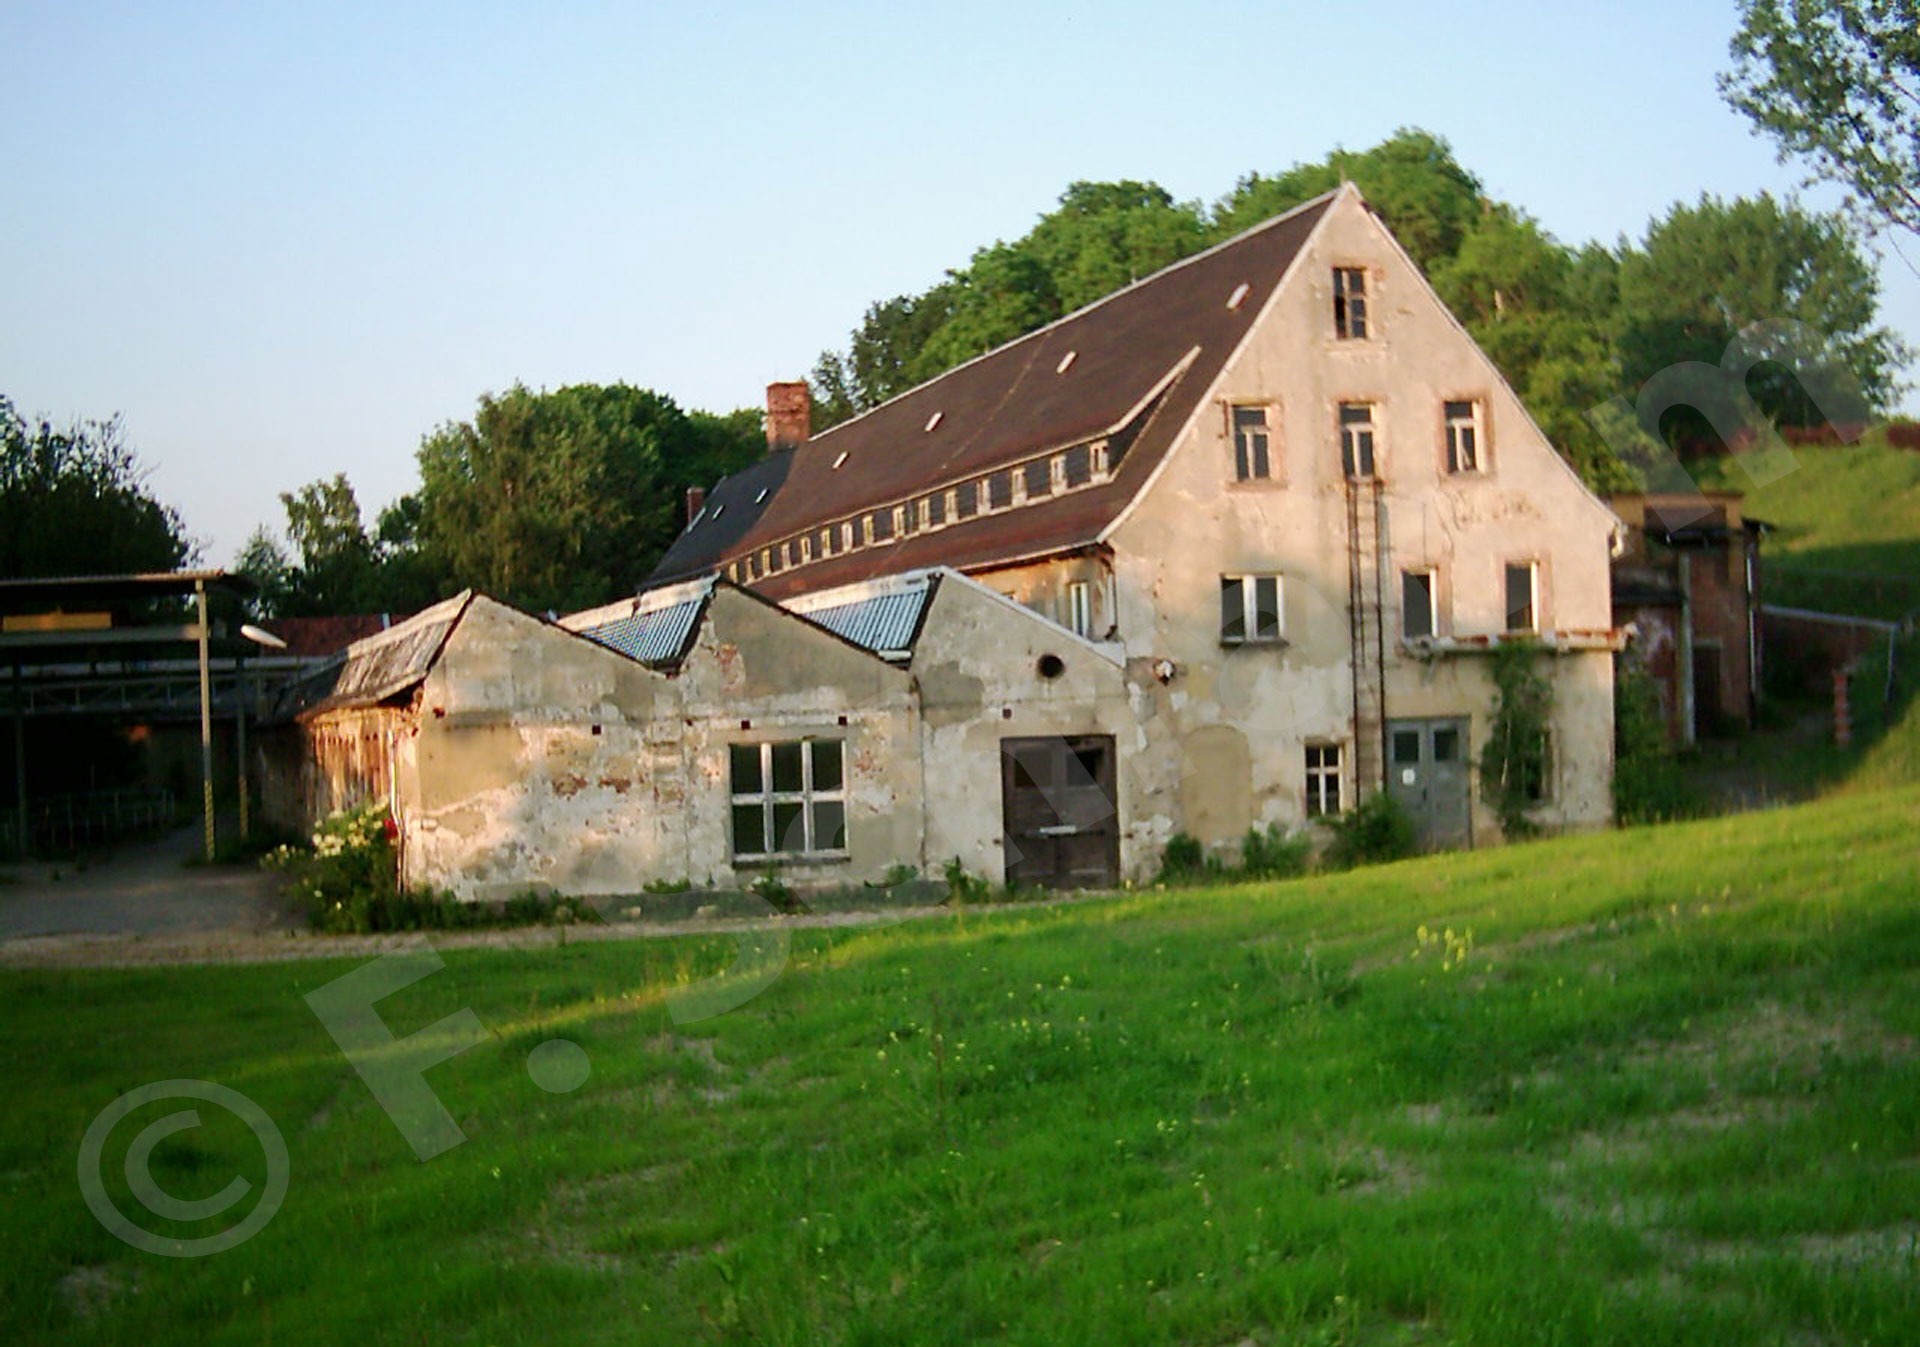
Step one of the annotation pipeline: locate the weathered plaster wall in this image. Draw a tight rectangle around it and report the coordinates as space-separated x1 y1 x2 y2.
673 586 920 889
1106 188 1619 857
401 597 679 901
911 576 1135 882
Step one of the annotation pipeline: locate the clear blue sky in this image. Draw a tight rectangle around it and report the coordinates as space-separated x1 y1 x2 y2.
3 0 1914 566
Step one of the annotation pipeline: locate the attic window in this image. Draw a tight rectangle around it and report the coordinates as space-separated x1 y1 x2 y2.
1227 282 1251 310
832 451 849 469
924 412 944 432
987 471 1014 511
1063 444 1092 487
955 480 979 519
1056 351 1077 373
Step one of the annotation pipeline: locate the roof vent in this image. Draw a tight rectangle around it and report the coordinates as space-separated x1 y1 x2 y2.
924 411 943 432
1056 351 1077 373
754 488 768 504
832 451 849 469
1227 282 1250 310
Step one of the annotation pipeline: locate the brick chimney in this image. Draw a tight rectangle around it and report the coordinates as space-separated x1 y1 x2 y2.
766 381 811 451
685 486 706 525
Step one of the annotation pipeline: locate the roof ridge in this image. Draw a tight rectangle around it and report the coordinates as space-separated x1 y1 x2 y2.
811 186 1346 439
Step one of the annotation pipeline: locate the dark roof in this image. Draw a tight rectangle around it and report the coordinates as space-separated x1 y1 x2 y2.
648 448 795 585
261 614 398 659
650 192 1337 600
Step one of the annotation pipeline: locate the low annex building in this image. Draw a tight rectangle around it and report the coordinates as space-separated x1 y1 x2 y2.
269 182 1627 897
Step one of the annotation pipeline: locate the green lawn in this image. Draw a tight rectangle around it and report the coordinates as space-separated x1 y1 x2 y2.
4 781 1919 1345
1691 430 1920 620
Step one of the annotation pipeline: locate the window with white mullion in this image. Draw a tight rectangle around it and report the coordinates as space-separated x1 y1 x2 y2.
1220 573 1283 644
729 739 847 859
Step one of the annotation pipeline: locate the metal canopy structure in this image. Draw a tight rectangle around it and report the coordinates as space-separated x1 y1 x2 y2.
0 570 275 861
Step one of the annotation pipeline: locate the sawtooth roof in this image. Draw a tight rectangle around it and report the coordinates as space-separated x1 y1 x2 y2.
650 191 1337 599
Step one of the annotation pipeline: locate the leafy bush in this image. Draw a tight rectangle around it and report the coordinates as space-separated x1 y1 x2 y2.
1322 791 1415 870
1239 824 1311 880
941 858 996 905
1613 661 1696 824
265 802 399 934
265 803 598 933
1156 832 1213 884
1481 640 1553 838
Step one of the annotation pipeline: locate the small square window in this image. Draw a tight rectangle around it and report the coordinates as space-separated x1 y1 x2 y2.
729 739 848 860
1432 726 1461 762
1231 406 1271 481
926 493 947 527
987 472 1013 510
1305 743 1343 817
1063 444 1092 487
955 481 979 518
869 510 893 542
1333 267 1369 340
1445 400 1482 473
1220 574 1283 644
1024 460 1052 499
1339 402 1376 479
1392 729 1422 764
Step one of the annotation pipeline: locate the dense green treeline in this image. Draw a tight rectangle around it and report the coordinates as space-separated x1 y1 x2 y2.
808 128 1908 497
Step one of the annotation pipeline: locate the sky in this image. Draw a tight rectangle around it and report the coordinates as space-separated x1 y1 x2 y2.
3 0 1916 567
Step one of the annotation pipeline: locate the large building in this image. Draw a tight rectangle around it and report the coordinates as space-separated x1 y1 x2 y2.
270 185 1624 898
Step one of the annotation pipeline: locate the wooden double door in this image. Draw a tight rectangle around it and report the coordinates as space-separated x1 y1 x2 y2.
1000 735 1120 890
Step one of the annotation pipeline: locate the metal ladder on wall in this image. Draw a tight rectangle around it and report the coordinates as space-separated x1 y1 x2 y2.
1346 476 1388 793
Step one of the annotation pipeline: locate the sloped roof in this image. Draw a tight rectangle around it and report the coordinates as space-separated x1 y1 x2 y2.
655 191 1336 600
649 448 795 586
560 578 714 667
782 570 939 657
283 592 473 719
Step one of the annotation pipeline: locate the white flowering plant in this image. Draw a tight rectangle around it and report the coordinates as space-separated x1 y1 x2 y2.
264 801 399 933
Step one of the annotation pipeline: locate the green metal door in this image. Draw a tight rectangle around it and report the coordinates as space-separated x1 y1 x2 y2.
1385 717 1472 849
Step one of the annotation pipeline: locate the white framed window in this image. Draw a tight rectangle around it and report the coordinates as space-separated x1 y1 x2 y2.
1066 581 1092 638
729 739 847 859
1445 399 1483 473
1305 743 1343 817
1339 402 1377 478
1333 267 1369 339
1231 405 1271 481
1505 561 1538 632
1402 568 1437 640
1220 574 1283 644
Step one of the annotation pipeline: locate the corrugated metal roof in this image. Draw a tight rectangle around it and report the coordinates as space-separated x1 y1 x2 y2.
784 572 936 657
569 579 713 666
581 599 704 665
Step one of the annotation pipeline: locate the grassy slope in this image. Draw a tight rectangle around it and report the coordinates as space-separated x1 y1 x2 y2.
3 786 1918 1346
1691 431 1920 620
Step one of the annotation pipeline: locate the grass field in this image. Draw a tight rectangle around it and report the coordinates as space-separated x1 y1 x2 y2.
1691 431 1920 620
4 776 1918 1345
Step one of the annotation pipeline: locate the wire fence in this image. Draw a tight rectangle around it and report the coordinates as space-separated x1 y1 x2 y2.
3 787 178 857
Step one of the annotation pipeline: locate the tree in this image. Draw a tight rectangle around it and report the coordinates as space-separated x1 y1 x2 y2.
1613 193 1907 443
0 396 191 577
1213 128 1486 271
413 383 761 613
1721 0 1920 239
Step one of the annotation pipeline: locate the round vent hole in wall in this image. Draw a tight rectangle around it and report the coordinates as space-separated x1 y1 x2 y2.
1037 653 1066 680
